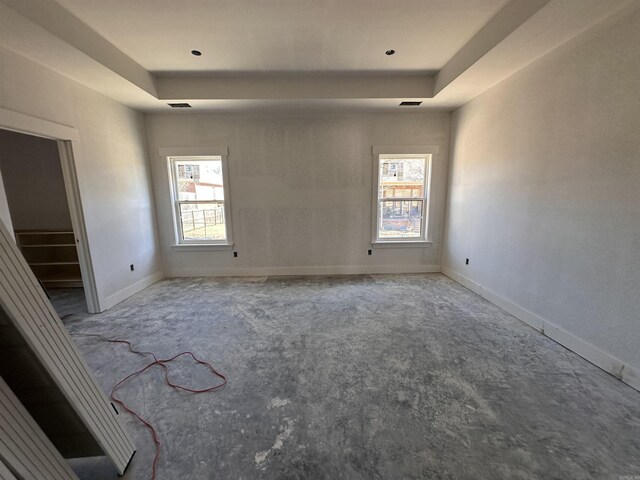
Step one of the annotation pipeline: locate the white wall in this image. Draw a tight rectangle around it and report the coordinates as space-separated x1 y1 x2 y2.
0 46 163 311
443 10 640 380
0 129 72 232
145 113 450 276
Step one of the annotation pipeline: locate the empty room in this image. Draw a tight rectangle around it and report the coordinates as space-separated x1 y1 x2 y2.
0 0 639 479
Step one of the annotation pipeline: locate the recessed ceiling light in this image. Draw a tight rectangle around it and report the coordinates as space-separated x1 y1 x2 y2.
191 50 202 56
385 49 396 56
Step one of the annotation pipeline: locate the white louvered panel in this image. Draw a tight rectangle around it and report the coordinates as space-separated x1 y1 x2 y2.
0 457 18 480
0 242 129 464
0 224 134 470
0 221 135 474
0 375 78 480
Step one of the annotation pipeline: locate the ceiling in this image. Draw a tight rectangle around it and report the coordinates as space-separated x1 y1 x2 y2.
0 0 637 112
54 0 509 73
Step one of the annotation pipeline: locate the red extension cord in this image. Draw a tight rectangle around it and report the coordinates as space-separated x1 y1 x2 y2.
74 333 227 479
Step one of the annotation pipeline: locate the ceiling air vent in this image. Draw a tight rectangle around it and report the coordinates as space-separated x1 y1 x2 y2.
399 101 422 106
168 103 192 108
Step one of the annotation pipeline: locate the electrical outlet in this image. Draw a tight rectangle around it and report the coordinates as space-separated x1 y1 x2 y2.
130 264 135 271
233 251 238 258
368 249 372 255
465 258 469 265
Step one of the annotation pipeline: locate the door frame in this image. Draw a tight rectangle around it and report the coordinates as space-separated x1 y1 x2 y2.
0 107 100 313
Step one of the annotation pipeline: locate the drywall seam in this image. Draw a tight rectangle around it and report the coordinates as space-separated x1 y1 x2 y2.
441 267 640 392
100 271 163 312
169 264 442 278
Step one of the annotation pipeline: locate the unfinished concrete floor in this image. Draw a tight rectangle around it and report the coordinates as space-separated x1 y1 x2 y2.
48 287 87 318
56 274 640 479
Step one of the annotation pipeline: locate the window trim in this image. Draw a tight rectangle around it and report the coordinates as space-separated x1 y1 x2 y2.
371 145 439 245
162 147 233 247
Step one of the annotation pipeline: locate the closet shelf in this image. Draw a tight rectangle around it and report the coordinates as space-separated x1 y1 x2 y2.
15 231 82 289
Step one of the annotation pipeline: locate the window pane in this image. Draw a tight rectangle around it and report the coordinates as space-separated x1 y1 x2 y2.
379 157 425 199
179 203 226 241
378 200 423 238
175 159 224 202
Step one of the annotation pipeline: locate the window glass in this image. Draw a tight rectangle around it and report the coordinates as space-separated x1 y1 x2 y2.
379 199 423 238
179 203 226 241
175 160 224 202
375 155 430 241
170 156 230 244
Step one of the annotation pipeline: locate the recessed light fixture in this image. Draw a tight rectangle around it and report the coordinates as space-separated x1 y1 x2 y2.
385 49 396 56
399 101 422 106
191 50 202 56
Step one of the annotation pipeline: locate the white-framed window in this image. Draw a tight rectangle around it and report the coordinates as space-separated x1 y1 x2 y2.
165 149 233 246
371 146 438 244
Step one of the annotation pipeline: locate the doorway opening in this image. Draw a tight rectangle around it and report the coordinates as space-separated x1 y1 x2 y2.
0 128 89 317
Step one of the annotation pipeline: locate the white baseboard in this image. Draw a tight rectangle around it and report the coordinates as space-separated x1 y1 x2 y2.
169 264 442 278
99 271 164 312
441 267 639 392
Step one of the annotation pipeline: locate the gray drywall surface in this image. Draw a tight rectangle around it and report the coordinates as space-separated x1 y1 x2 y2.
443 9 640 371
0 129 72 232
145 112 450 276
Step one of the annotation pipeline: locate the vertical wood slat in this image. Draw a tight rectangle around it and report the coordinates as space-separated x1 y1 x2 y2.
0 239 129 464
0 248 127 461
0 220 135 474
0 457 18 480
0 256 128 462
0 229 133 468
0 375 78 480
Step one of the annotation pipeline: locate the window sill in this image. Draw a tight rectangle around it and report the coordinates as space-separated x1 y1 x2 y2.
371 241 433 249
171 244 234 252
